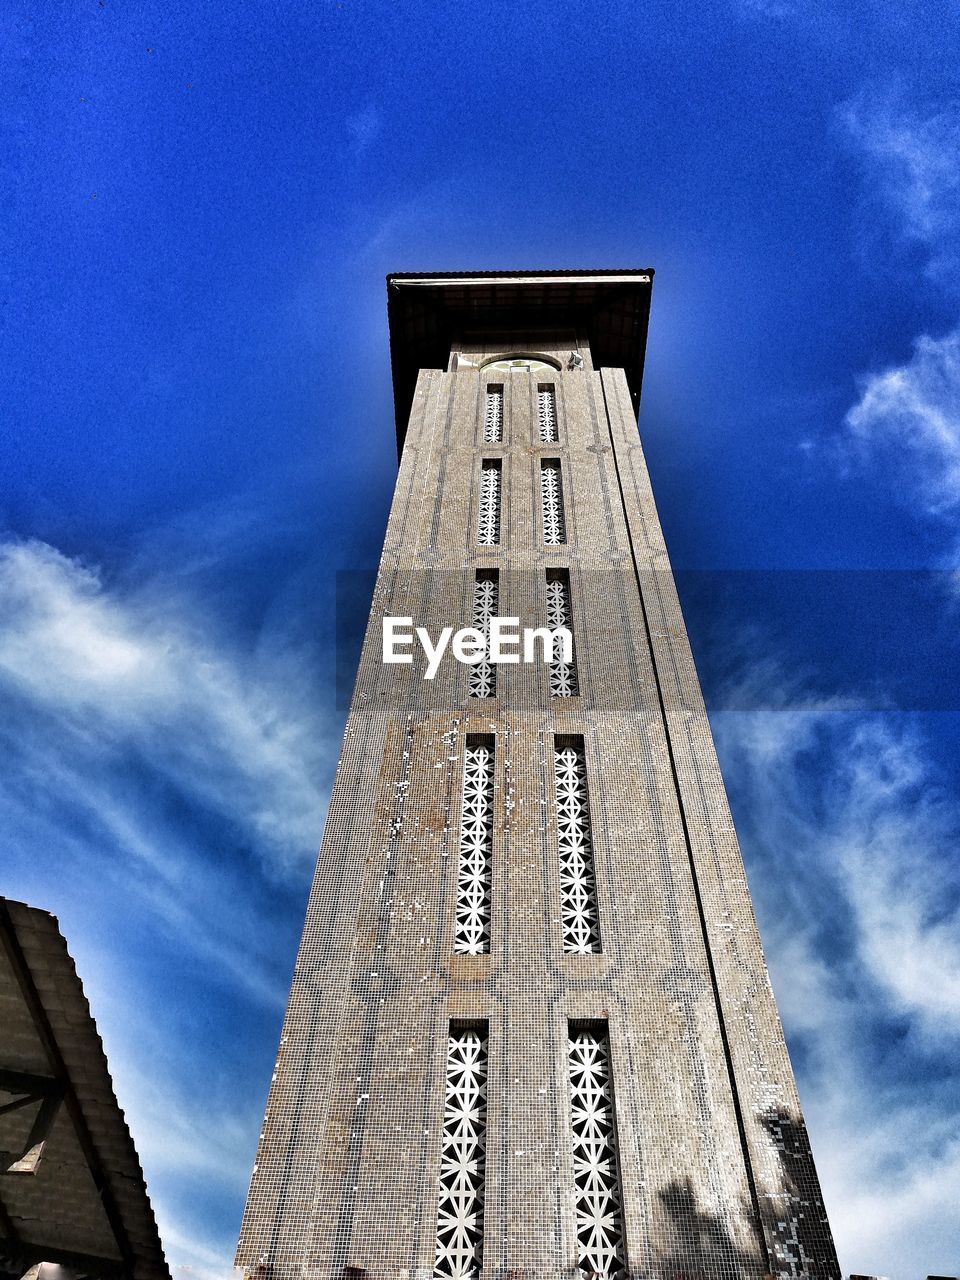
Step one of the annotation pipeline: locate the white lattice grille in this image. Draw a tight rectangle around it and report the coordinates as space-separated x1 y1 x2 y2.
477 463 501 545
568 1027 626 1278
469 575 498 698
483 386 503 443
547 576 578 697
538 384 558 442
554 743 600 953
540 461 566 545
435 1026 488 1278
453 741 494 954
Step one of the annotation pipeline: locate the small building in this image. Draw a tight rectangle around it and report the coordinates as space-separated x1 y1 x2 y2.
0 897 169 1280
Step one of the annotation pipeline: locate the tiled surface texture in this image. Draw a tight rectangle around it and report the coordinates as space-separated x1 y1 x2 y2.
237 334 840 1279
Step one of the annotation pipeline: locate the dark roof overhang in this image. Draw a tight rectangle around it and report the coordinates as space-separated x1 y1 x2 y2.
386 269 654 457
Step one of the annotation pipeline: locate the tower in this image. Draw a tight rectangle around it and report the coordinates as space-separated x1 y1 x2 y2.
236 271 840 1279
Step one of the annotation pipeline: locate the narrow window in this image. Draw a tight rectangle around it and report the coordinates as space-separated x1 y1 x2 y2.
469 571 498 698
567 1023 626 1276
435 1022 488 1277
483 385 504 443
554 737 600 953
453 736 494 954
477 461 502 546
546 570 578 697
540 459 567 545
538 383 558 442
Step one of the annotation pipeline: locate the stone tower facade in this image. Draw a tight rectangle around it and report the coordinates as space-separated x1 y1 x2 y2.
236 272 840 1279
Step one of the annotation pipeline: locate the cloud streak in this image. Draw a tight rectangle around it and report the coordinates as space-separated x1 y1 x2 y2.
843 91 960 285
0 538 330 871
0 535 339 1272
713 669 960 1274
841 93 960 562
846 328 960 520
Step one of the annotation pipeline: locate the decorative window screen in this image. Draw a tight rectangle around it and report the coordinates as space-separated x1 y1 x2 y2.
540 460 566 545
453 736 494 955
538 383 558 442
567 1024 626 1277
477 461 502 546
469 572 498 698
546 570 578 697
554 739 600 954
483 385 504 443
435 1023 488 1278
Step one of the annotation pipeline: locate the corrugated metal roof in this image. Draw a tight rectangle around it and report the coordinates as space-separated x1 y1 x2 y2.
386 269 654 456
0 898 169 1280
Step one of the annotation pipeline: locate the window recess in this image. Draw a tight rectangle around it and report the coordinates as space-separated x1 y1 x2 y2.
435 1022 489 1277
546 570 578 697
453 736 494 955
483 385 504 443
469 572 498 698
567 1022 626 1277
538 383 559 442
477 461 502 546
540 459 567 545
554 737 600 954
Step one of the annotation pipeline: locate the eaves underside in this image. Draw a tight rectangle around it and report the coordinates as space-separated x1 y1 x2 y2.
386 269 655 456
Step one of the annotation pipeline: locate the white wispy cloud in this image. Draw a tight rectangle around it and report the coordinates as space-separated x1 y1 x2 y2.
0 538 330 869
110 1058 254 1194
842 91 960 284
713 676 960 1274
349 176 460 266
846 328 960 519
0 534 338 1273
830 722 960 1035
346 102 381 156
151 1210 241 1280
840 93 960 552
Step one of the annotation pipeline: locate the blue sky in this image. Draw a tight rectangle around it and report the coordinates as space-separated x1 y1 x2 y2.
3 1 960 1275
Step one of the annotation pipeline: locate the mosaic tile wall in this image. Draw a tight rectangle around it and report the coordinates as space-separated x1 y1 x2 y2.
236 337 840 1278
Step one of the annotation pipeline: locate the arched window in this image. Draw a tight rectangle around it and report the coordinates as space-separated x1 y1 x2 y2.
480 352 561 374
